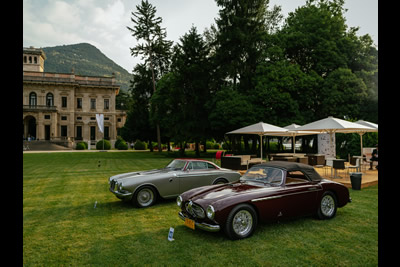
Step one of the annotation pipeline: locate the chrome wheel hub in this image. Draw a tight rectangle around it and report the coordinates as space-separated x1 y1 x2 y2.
137 188 154 206
232 210 253 236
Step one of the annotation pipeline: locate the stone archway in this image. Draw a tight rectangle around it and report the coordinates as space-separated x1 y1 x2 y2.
23 115 37 140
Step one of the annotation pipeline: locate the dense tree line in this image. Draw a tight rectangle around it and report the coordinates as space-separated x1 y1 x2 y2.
120 0 378 155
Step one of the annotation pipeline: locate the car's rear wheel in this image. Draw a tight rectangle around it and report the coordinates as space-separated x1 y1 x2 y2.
133 186 157 208
317 191 337 219
224 204 257 240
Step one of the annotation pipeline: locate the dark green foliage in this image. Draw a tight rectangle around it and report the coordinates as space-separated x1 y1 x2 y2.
115 136 128 150
75 142 87 150
123 0 378 150
96 139 111 150
117 140 128 150
134 140 147 150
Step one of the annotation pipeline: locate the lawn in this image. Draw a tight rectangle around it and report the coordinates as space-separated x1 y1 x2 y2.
23 151 378 266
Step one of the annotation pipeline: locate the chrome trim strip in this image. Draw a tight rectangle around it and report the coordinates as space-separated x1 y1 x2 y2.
251 189 322 202
178 211 220 232
252 195 282 202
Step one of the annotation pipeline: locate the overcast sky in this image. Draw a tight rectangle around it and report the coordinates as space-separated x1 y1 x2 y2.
23 0 378 73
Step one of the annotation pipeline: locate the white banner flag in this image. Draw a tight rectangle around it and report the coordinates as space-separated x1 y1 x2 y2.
96 114 104 133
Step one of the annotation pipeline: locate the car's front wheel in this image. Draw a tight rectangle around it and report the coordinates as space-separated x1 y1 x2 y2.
224 204 257 240
133 186 157 208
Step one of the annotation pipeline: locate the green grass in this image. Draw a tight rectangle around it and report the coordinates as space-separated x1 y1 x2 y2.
23 151 378 266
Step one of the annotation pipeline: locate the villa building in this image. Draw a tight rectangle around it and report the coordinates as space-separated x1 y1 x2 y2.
23 47 126 148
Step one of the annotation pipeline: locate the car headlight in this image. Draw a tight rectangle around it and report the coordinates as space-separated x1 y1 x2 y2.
206 205 215 219
118 183 123 191
176 196 183 207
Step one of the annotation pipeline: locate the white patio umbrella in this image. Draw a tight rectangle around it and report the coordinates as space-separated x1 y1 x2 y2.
226 122 288 159
295 116 375 157
349 120 378 157
264 123 320 153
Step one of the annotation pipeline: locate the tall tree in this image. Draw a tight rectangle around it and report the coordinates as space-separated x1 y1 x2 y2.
151 26 212 156
127 0 172 152
121 63 156 146
214 0 270 93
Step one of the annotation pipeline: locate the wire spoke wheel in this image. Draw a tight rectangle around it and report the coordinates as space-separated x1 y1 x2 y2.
232 210 253 236
225 204 257 240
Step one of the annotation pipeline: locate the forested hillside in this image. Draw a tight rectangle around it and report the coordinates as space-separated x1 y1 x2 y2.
42 43 131 92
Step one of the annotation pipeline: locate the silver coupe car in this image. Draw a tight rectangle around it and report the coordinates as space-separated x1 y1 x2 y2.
109 158 241 208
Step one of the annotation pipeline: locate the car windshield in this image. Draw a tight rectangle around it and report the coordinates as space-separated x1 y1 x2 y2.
241 166 284 185
165 160 187 170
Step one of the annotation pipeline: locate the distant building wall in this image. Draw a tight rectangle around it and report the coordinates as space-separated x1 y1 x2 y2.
22 47 126 148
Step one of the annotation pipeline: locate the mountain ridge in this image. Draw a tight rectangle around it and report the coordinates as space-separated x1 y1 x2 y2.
41 43 131 92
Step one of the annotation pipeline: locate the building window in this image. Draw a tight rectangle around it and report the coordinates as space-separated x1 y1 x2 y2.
61 126 68 137
104 126 110 140
62 97 67 108
61 116 67 120
29 56 32 63
24 56 27 63
76 126 82 140
44 115 50 120
104 99 109 110
90 126 96 140
46 93 54 107
34 57 37 64
77 98 82 109
29 92 37 106
90 98 96 109
77 117 82 120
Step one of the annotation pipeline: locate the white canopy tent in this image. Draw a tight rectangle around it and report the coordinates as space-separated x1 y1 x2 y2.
295 116 376 158
264 123 320 154
226 122 288 159
346 120 378 157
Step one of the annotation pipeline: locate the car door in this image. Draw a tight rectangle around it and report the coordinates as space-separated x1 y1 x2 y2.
280 171 322 218
178 161 219 193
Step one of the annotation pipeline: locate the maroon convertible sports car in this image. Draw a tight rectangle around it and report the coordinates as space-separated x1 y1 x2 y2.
177 161 351 240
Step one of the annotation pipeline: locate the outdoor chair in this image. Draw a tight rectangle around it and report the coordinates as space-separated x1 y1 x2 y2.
325 158 334 178
346 158 361 177
332 160 346 178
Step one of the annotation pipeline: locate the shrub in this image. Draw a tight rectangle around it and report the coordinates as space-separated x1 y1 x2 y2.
134 140 147 150
117 140 128 150
213 143 220 149
96 139 111 150
114 136 124 149
206 141 214 149
76 142 86 150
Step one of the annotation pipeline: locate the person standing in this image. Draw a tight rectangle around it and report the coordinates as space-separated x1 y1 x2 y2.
369 145 378 170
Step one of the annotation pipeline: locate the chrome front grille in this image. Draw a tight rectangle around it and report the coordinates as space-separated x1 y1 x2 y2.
185 201 205 218
110 180 117 191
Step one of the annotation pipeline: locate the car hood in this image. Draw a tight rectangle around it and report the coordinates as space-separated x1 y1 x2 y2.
109 168 176 183
186 181 282 209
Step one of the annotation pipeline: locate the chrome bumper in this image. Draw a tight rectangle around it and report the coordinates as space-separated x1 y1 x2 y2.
109 187 133 199
178 211 220 232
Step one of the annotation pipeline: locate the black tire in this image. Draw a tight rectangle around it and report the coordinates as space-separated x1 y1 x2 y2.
213 178 228 185
224 204 258 240
133 186 157 208
317 191 337 220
